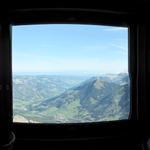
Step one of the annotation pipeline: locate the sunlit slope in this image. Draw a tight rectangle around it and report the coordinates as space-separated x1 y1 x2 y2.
31 77 130 123
13 74 130 123
13 75 86 110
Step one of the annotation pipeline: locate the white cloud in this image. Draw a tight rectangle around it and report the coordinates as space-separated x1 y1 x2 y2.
104 27 127 31
110 44 128 56
115 50 128 56
112 44 128 51
82 45 107 52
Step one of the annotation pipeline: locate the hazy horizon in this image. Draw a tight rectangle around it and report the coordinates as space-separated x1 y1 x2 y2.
12 71 128 76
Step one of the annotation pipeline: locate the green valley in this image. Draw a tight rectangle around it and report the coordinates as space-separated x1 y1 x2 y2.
13 74 130 123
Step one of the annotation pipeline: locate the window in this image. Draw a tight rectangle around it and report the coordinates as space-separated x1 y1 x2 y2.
1 6 149 150
12 24 129 123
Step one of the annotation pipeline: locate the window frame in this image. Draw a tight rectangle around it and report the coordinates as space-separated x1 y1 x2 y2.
0 7 145 141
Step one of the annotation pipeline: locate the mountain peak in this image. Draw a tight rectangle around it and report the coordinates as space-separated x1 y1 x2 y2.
118 72 128 76
93 78 104 89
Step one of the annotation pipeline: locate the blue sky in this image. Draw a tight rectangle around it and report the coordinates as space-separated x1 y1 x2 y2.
12 24 128 75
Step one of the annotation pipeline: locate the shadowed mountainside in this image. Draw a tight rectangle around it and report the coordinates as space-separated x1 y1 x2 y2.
13 74 130 123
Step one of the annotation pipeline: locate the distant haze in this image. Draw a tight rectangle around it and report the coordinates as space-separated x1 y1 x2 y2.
13 71 128 77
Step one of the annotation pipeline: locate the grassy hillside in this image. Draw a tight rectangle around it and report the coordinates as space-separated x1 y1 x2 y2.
13 75 86 111
13 74 130 123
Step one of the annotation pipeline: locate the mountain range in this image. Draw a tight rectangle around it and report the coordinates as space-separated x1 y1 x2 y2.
13 73 130 123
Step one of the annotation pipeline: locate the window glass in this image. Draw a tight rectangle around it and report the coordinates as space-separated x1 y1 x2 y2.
12 24 129 123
